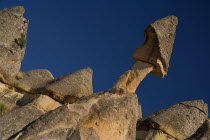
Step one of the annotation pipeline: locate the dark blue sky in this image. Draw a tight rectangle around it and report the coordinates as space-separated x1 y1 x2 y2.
0 0 210 116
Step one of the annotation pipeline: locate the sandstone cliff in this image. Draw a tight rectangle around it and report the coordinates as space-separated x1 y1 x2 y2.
0 6 209 140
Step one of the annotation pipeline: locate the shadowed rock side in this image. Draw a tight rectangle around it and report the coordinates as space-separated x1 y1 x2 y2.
136 100 208 140
0 95 61 140
0 6 209 140
0 6 28 82
186 119 210 140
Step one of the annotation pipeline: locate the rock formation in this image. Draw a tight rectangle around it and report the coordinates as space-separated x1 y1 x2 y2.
0 6 209 140
0 6 28 83
136 100 208 140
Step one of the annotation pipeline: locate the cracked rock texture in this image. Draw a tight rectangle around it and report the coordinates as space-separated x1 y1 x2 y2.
136 100 209 140
9 92 140 140
0 94 61 140
0 6 209 140
0 6 28 80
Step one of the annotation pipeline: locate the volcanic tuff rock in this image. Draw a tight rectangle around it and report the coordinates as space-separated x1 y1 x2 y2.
111 61 154 94
9 92 140 140
0 82 23 115
186 119 210 140
136 100 208 140
0 6 28 80
132 16 178 78
0 6 209 140
39 67 93 103
0 94 61 140
13 69 54 93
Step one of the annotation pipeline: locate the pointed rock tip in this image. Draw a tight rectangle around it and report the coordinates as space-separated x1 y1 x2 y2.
167 15 178 25
1 6 25 17
153 15 178 26
79 67 93 74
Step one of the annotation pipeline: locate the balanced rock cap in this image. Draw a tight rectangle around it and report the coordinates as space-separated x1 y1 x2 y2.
132 16 178 78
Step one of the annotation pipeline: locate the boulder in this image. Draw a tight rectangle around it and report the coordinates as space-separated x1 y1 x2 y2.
0 82 24 116
14 69 54 93
10 91 140 140
40 67 93 103
132 16 178 77
0 6 28 81
0 94 61 140
137 100 208 140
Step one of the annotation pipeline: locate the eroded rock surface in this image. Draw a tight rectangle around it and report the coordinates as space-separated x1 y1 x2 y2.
0 82 24 115
1 6 209 140
9 92 140 140
40 67 93 103
14 69 54 93
136 100 208 140
0 94 61 140
0 6 28 81
133 16 178 77
186 119 210 140
111 61 154 94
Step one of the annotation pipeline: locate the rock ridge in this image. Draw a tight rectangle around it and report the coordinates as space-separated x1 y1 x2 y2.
0 6 209 140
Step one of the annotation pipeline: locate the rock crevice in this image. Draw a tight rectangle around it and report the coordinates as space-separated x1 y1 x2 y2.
0 6 209 140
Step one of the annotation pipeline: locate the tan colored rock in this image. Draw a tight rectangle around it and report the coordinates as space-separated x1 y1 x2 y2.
0 6 28 81
112 16 178 95
13 69 54 93
137 100 208 140
10 92 140 140
111 61 154 94
32 95 61 112
0 94 61 140
40 67 93 103
133 16 178 77
0 82 24 115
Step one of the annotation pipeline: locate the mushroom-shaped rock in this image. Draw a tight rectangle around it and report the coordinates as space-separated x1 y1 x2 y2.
40 67 93 103
13 69 54 93
111 16 178 95
136 100 208 140
132 16 178 78
0 6 28 82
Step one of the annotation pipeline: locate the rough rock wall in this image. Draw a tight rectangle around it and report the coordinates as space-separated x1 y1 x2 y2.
0 6 209 140
0 6 28 79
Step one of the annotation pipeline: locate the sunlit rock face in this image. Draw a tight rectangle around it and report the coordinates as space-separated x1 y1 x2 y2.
133 16 178 78
0 6 209 140
0 6 28 80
